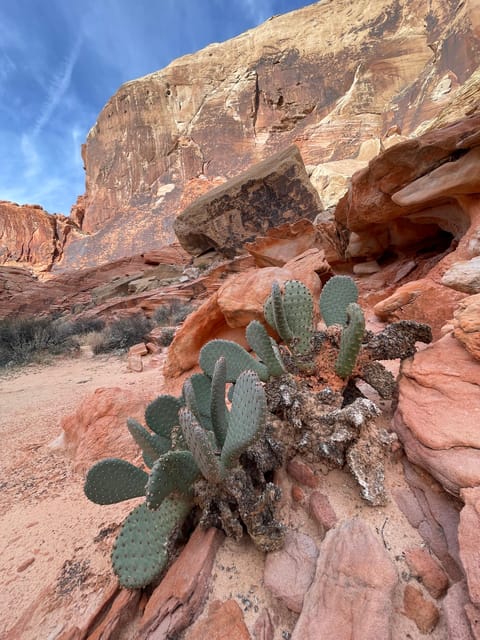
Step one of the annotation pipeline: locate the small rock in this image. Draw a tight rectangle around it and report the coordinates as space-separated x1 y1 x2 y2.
184 599 251 640
145 341 160 354
17 557 35 572
309 491 337 536
403 584 440 633
128 342 148 356
264 530 318 613
404 547 449 598
287 457 318 488
127 353 143 372
442 256 480 294
291 485 305 504
353 260 381 275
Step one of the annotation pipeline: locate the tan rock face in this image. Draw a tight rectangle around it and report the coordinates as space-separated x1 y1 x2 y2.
60 0 480 268
0 201 76 271
453 293 480 360
459 488 480 606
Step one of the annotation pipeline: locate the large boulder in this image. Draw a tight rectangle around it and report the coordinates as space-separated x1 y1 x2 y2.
173 145 322 257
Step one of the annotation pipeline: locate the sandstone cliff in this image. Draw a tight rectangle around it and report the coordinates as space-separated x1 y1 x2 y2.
0 201 78 272
59 0 480 269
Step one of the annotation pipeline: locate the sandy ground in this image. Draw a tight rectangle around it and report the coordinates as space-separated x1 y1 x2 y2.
0 351 449 639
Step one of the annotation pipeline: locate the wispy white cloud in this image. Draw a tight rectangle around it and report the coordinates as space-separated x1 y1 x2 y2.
32 34 83 137
238 0 274 24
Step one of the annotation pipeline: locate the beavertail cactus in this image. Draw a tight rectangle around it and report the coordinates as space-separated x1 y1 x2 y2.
84 458 148 505
200 338 269 381
146 450 200 509
245 320 285 377
335 302 365 378
112 497 191 589
264 280 314 355
320 275 358 327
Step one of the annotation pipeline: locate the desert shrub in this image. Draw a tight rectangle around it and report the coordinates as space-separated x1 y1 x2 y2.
0 315 78 368
153 300 195 326
56 316 106 338
92 314 153 354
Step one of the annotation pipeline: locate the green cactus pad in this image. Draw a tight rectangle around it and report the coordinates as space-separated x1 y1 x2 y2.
335 302 366 378
320 275 359 327
210 356 229 447
84 458 148 505
146 450 199 509
221 370 266 470
271 281 294 342
246 320 285 377
127 418 171 466
179 407 222 483
145 395 183 437
282 280 314 354
112 497 191 589
199 339 269 382
184 374 212 430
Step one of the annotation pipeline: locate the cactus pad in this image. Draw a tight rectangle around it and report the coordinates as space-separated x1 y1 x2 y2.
246 320 285 377
184 374 212 430
320 275 359 327
221 370 266 470
112 497 191 589
179 407 222 483
210 356 229 447
282 280 314 354
146 450 199 509
84 458 148 505
127 418 171 466
335 302 365 378
199 339 268 382
145 395 183 437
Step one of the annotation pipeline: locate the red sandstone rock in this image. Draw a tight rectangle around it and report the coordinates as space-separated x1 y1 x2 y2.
404 547 449 599
286 457 318 488
127 353 143 372
453 293 480 360
291 519 397 640
393 333 480 494
0 200 76 271
183 599 251 640
264 530 318 613
87 588 140 640
459 488 480 606
60 385 158 473
253 609 275 640
128 343 148 357
403 584 440 633
309 491 338 536
245 219 323 267
443 581 476 640
138 527 224 639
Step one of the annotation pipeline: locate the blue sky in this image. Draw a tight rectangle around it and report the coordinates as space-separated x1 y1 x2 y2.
0 0 313 216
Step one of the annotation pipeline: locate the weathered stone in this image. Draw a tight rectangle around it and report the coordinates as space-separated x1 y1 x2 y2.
0 200 76 271
442 256 480 294
184 599 251 640
127 353 143 372
459 487 480 606
174 145 322 257
309 491 338 535
393 333 480 494
264 530 318 613
291 519 398 640
138 527 224 639
253 608 275 640
403 584 440 633
128 342 148 357
453 293 480 360
394 461 463 582
87 588 140 640
286 457 318 488
404 547 449 599
60 385 158 473
443 581 476 640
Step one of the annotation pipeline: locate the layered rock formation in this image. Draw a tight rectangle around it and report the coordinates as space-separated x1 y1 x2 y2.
58 0 480 269
0 201 77 272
